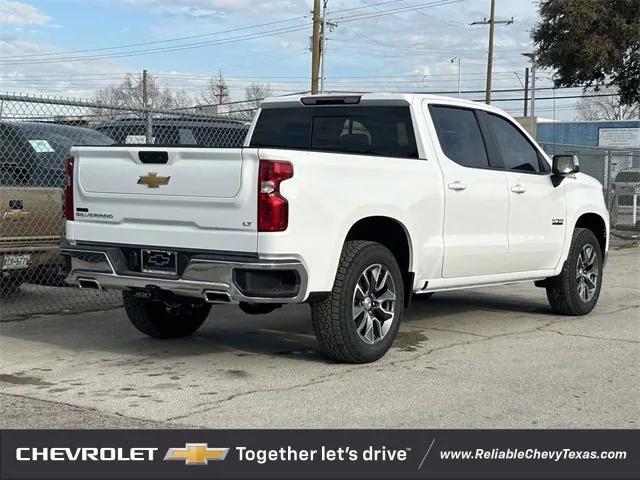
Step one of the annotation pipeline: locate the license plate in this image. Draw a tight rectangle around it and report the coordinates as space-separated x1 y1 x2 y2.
2 254 31 270
141 249 177 275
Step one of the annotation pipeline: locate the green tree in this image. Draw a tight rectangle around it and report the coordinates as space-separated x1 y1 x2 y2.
532 0 640 106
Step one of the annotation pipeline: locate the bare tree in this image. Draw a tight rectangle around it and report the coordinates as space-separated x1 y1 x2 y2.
91 73 193 118
233 82 273 120
172 89 195 110
575 86 639 121
200 70 230 109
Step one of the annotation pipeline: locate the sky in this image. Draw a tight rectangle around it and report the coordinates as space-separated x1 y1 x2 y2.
0 0 587 119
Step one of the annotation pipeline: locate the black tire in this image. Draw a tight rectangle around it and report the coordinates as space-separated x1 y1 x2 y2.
546 228 603 316
310 240 404 363
122 291 211 339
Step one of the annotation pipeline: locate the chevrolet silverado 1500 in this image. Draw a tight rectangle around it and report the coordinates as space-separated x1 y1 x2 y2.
62 94 609 363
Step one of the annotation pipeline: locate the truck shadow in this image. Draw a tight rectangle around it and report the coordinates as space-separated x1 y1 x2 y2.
1 288 552 364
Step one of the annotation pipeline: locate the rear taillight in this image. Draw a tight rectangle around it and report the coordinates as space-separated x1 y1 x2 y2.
258 160 293 232
64 155 74 220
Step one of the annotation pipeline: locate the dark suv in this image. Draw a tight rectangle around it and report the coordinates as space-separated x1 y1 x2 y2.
95 117 249 147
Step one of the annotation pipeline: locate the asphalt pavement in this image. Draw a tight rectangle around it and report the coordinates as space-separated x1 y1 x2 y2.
1 248 638 429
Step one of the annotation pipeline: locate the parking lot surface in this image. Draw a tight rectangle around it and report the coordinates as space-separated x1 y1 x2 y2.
1 248 638 429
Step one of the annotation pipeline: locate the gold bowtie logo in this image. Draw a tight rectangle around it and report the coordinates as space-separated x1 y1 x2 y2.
3 210 30 221
164 443 229 465
138 172 170 188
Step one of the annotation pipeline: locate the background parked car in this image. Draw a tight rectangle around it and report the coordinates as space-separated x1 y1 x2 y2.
95 116 249 147
0 121 113 296
613 168 640 203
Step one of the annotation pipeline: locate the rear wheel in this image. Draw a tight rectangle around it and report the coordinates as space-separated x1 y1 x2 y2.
546 228 603 316
122 291 211 338
310 240 404 363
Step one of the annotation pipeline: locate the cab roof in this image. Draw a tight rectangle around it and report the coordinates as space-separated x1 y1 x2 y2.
260 92 509 116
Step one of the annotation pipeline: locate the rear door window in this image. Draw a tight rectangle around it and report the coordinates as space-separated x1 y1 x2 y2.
250 106 418 158
429 106 490 169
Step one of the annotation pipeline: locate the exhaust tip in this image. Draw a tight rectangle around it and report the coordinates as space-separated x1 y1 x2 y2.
78 278 102 290
203 290 231 303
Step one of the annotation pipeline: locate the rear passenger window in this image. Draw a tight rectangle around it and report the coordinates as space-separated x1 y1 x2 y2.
429 106 489 169
487 114 543 173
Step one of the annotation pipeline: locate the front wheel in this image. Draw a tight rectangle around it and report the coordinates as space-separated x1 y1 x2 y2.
546 228 603 316
310 240 404 363
122 291 211 338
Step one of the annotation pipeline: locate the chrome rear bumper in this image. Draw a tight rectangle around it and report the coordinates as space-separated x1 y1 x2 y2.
62 244 307 304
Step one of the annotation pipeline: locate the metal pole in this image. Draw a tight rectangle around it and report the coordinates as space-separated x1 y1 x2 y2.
143 69 152 144
523 67 529 117
450 57 460 97
320 0 327 94
606 150 612 208
457 58 461 97
311 0 321 94
484 0 496 104
530 56 536 120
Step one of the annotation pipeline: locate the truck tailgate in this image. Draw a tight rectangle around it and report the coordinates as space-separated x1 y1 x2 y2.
0 186 63 249
70 146 259 253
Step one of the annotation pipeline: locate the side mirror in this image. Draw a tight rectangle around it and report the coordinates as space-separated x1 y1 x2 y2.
552 154 580 175
551 155 580 186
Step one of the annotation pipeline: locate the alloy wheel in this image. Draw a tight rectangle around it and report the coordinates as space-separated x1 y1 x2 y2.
352 264 396 344
576 244 599 303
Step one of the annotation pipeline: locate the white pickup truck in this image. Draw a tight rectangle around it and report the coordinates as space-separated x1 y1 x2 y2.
63 94 609 363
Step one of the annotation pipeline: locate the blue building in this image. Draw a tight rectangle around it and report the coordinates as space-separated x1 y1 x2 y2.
537 120 640 148
536 120 640 188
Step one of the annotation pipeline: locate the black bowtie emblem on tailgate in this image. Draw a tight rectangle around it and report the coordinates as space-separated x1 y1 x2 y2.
138 172 171 188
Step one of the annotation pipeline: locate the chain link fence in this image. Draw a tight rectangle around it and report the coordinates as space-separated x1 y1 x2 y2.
0 93 250 319
540 142 640 243
1 93 638 319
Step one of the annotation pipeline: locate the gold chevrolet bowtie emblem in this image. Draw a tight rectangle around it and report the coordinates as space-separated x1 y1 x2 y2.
3 210 30 221
164 443 229 465
137 172 170 188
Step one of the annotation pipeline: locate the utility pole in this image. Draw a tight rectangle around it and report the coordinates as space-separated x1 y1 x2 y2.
311 0 321 94
530 56 536 119
471 1 513 104
142 69 152 144
522 52 536 119
484 0 496 104
320 0 328 93
450 57 461 97
523 66 529 117
319 1 337 94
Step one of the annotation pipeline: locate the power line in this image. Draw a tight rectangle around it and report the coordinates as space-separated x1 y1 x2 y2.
0 23 313 65
1 16 311 60
332 0 466 23
1 0 467 65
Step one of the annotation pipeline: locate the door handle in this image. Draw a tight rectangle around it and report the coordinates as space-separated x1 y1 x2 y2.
448 181 467 191
511 184 527 194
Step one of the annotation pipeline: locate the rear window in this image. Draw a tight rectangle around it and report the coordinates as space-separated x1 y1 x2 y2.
250 106 418 158
4 123 112 188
